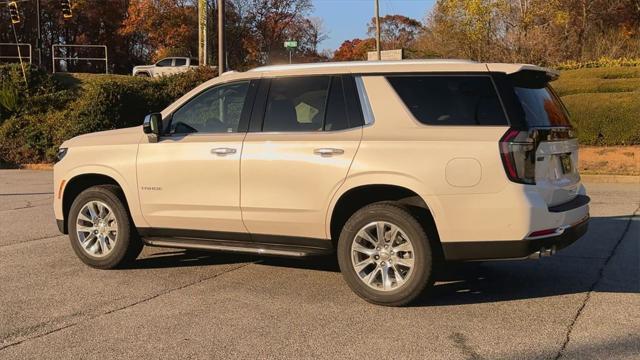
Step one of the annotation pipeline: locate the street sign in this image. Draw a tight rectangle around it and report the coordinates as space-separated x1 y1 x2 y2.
284 41 298 49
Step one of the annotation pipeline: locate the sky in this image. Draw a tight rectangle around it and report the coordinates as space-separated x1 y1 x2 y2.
312 0 437 52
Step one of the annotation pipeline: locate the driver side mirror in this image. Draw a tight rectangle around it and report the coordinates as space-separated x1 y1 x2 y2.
143 113 163 142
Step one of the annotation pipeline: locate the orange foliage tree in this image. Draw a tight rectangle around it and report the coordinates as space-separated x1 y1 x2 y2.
119 0 199 62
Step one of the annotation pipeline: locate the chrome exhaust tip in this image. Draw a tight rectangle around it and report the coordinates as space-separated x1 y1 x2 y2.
528 246 556 259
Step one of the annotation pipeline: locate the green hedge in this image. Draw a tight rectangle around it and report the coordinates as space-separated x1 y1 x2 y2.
553 66 640 146
0 65 215 165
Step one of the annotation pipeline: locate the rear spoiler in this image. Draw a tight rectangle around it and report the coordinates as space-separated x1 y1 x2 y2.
486 63 559 82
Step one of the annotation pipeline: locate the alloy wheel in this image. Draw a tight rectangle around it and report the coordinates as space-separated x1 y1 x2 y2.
75 200 118 258
350 221 415 291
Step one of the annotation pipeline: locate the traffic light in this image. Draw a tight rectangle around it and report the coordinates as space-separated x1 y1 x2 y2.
61 0 72 19
8 1 20 24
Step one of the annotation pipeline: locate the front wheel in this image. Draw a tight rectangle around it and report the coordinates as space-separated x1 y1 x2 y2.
337 203 434 306
68 185 143 269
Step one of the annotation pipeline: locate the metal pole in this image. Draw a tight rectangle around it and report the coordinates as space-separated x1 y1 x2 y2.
217 0 225 74
289 49 292 64
375 0 381 60
35 0 42 66
104 45 108 74
11 24 27 85
198 0 207 66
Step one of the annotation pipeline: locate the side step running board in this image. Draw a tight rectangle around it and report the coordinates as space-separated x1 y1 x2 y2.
143 237 332 257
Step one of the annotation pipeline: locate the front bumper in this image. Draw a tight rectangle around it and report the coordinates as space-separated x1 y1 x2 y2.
56 219 67 234
442 215 589 261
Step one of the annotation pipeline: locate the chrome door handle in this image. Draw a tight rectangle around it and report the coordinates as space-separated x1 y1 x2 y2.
314 148 344 157
211 147 237 156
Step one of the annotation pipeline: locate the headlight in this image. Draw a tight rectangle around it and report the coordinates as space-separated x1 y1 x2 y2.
56 148 68 162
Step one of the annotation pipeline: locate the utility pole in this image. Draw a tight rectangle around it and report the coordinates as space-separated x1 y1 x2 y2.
374 0 381 60
197 0 208 66
217 0 225 74
36 0 41 66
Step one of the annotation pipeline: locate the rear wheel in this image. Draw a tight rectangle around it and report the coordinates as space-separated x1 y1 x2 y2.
68 185 143 269
337 203 434 306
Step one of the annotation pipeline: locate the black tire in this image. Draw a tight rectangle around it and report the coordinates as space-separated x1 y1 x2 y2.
337 202 434 306
135 72 150 77
68 185 143 269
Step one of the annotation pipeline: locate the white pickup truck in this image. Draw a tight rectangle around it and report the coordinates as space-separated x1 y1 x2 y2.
132 57 200 77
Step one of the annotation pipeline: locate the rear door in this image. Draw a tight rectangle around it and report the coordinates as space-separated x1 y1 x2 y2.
173 58 188 75
240 75 363 240
154 58 173 77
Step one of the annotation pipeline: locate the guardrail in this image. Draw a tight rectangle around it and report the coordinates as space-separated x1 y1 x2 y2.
52 44 108 74
0 43 32 64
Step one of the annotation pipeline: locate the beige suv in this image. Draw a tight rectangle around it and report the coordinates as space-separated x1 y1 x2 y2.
54 60 590 306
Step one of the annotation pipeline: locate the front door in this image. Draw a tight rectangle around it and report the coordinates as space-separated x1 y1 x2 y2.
137 80 255 235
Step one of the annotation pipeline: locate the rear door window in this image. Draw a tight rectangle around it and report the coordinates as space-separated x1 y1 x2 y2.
262 76 330 132
174 58 187 66
156 58 172 67
387 75 508 126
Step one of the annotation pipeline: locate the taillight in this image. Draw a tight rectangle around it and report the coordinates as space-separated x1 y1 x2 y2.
500 128 536 184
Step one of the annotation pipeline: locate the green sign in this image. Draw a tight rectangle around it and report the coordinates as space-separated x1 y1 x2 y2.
284 41 298 49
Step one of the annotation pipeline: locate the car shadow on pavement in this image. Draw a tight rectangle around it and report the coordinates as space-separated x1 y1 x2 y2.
126 215 637 305
416 214 639 306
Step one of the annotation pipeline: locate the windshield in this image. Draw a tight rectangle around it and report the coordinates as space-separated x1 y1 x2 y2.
513 85 571 128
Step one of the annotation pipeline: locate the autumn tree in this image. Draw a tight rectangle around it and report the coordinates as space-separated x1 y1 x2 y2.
366 14 423 50
0 0 134 73
235 0 328 64
120 0 199 62
415 0 640 64
333 38 375 61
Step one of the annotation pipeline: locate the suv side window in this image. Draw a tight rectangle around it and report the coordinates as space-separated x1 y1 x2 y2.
156 58 172 67
263 76 330 132
387 75 508 126
170 81 250 134
259 76 360 132
174 58 187 66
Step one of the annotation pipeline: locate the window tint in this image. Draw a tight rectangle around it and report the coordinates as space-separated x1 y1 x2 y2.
170 81 249 134
174 58 187 66
513 86 571 127
387 76 508 126
156 58 172 67
263 76 330 132
324 77 350 131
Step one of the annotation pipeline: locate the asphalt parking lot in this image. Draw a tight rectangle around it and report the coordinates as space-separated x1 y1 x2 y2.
0 170 638 360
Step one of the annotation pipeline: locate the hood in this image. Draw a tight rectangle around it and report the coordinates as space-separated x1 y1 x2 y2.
133 65 155 70
62 126 145 148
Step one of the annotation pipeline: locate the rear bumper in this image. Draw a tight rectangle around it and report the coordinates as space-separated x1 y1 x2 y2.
442 215 589 261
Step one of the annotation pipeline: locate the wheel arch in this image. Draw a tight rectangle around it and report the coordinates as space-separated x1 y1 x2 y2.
327 183 443 259
61 173 131 234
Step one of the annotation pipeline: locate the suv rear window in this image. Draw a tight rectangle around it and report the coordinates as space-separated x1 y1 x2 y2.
512 85 571 128
387 75 508 126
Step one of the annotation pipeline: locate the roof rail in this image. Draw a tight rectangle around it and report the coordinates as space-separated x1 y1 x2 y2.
249 59 477 72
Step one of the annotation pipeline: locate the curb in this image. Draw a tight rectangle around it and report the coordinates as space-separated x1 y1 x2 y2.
581 174 640 184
